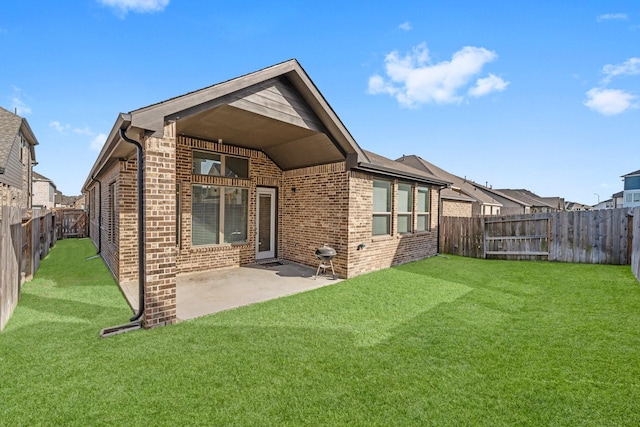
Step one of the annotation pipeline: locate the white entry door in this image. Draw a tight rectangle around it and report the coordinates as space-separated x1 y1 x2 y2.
256 188 276 260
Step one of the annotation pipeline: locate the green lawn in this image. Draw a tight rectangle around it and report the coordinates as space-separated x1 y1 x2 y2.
1 239 639 426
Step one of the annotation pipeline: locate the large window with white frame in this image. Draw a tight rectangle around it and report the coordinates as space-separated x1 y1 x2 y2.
397 183 413 234
191 185 248 246
372 180 392 236
416 186 430 231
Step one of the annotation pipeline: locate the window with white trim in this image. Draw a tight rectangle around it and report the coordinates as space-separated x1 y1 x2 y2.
191 185 248 246
417 187 430 231
397 183 413 233
372 180 391 236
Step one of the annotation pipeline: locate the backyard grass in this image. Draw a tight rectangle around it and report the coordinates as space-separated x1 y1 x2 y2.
1 239 639 426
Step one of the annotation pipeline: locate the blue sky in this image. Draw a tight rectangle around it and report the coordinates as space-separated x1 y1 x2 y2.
2 0 638 205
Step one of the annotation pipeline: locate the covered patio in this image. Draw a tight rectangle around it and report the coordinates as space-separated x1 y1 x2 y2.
120 262 341 321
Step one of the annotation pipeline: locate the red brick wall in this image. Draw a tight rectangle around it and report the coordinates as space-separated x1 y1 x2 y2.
346 171 439 278
176 136 283 274
141 124 178 328
281 163 350 276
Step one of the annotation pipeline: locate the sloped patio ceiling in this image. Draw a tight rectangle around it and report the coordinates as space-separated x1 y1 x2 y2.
125 60 366 171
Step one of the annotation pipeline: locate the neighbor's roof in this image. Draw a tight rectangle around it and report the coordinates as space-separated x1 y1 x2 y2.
494 189 556 209
396 155 501 205
358 150 450 186
622 169 640 178
0 106 38 173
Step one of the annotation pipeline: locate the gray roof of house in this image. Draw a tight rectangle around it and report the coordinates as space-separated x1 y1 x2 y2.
359 150 451 186
494 189 556 209
0 106 38 172
395 155 501 205
622 169 640 178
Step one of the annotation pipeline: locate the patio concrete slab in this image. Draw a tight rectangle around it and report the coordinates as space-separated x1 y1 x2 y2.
119 262 341 322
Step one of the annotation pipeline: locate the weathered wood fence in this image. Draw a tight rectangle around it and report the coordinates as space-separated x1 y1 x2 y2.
632 207 640 282
440 208 639 268
0 207 59 332
54 209 88 238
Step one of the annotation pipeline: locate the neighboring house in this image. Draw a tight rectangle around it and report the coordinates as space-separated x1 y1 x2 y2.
612 191 624 208
565 201 591 211
494 189 563 213
82 59 450 328
592 198 615 210
58 194 81 208
0 107 38 212
32 171 56 209
622 170 640 208
395 155 502 217
468 184 532 215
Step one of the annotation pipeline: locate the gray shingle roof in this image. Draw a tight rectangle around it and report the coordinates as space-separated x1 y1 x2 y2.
0 106 24 172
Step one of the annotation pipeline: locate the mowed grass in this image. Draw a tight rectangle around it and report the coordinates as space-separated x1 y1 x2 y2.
1 239 639 426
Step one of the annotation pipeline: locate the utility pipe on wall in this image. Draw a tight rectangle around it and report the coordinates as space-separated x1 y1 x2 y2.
119 128 145 323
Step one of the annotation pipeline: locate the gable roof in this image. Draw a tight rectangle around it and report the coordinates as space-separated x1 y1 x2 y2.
85 60 455 191
357 151 450 186
396 155 501 205
622 169 640 178
494 189 556 209
0 106 38 173
85 59 373 190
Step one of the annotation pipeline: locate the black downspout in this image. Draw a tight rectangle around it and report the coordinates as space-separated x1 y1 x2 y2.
119 128 145 323
90 176 102 254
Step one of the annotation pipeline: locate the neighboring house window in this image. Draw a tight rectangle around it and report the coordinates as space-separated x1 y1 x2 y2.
397 183 413 233
417 186 430 231
108 182 116 242
372 180 392 236
191 185 248 246
192 150 249 179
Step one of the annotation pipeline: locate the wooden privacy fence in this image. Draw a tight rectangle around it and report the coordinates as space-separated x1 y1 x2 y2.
440 208 638 266
54 209 88 238
0 207 58 332
632 207 640 282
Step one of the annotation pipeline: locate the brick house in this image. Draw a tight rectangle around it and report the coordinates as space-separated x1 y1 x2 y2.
0 106 38 212
32 171 56 209
82 60 449 328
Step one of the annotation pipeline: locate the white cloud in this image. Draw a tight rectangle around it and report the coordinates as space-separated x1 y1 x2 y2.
597 13 628 22
368 42 507 107
399 22 412 31
11 98 31 115
74 126 94 136
90 133 108 151
602 57 640 83
98 0 169 15
469 74 510 97
584 88 637 115
49 121 70 133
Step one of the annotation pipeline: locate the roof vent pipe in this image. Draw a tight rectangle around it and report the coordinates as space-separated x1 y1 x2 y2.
119 128 145 323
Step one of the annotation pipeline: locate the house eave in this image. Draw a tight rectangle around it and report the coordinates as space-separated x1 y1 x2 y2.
355 163 451 187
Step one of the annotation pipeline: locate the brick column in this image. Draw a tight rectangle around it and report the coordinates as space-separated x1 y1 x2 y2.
142 122 177 328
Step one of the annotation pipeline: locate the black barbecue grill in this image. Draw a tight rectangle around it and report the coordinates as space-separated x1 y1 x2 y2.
315 244 337 279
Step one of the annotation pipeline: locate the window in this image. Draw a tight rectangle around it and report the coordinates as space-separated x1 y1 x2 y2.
635 193 640 203
417 187 430 231
397 183 413 233
372 180 391 236
626 193 632 203
192 185 248 246
192 150 249 179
